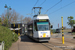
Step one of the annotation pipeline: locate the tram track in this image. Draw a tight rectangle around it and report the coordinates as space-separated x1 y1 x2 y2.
41 42 74 50
40 38 75 50
41 42 64 50
51 34 75 45
41 43 53 50
54 38 75 44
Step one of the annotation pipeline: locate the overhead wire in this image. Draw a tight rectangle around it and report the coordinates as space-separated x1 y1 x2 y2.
48 1 75 15
33 0 46 14
31 0 46 15
27 0 39 17
44 0 62 14
39 0 46 6
31 0 39 15
34 0 39 7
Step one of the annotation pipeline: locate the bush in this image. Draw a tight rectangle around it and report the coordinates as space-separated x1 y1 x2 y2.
0 26 18 50
72 32 75 35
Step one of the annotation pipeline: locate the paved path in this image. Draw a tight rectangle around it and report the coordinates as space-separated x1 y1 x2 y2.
9 35 50 50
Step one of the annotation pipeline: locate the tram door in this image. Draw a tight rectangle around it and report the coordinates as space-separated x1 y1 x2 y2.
25 24 27 35
21 24 24 34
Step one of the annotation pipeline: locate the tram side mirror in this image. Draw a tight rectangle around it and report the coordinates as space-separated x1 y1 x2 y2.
51 25 53 28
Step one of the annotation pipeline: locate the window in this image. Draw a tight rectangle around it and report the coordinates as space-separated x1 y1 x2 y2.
28 24 33 30
37 22 49 31
34 22 37 31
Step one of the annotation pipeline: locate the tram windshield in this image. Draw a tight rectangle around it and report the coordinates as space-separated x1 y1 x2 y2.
37 22 49 31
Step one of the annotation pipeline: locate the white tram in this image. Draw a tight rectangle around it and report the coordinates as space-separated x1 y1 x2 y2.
27 14 52 42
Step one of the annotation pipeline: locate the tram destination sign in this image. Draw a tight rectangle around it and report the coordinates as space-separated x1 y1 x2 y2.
39 20 47 21
38 19 49 22
35 19 49 22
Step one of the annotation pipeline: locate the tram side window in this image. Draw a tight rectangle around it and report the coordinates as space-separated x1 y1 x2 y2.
49 22 50 30
34 25 36 31
28 24 33 30
34 23 37 31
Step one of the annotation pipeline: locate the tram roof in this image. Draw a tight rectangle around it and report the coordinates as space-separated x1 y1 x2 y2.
33 14 48 17
33 14 49 20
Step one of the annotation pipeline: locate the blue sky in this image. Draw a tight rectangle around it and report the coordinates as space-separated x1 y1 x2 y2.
0 0 75 29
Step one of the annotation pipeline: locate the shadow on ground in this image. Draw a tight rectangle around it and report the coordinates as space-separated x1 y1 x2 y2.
68 32 72 33
20 35 39 43
73 48 75 50
20 35 48 43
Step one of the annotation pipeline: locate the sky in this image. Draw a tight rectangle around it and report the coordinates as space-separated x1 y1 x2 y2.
0 0 75 29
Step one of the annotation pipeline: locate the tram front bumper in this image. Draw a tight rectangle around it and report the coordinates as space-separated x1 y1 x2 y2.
35 37 50 42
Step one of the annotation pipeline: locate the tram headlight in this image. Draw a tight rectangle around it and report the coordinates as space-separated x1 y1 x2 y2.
47 35 48 37
40 36 42 37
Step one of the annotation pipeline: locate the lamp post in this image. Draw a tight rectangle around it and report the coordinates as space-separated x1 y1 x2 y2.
4 4 11 27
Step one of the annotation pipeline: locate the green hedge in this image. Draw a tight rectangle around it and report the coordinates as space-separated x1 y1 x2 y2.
0 26 18 50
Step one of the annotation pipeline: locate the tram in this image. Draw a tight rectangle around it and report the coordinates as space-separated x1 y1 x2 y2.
27 14 52 42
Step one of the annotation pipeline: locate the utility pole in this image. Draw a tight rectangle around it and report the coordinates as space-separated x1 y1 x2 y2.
61 16 64 44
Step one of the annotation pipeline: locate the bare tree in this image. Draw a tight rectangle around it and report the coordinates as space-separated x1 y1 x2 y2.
1 9 32 27
23 17 32 23
10 10 19 23
20 15 24 23
1 10 20 24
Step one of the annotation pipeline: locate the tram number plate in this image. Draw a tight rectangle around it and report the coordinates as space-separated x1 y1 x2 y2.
43 33 46 37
